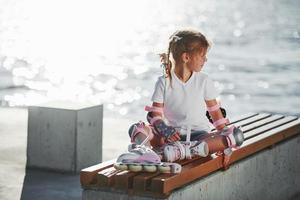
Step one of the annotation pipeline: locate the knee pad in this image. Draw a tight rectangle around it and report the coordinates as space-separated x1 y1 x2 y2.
128 121 154 144
221 126 244 148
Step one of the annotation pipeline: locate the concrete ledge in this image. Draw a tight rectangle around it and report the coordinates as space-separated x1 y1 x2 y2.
82 134 300 200
27 101 103 173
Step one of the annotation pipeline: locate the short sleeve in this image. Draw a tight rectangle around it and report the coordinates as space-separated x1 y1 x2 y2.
151 76 165 103
204 76 219 100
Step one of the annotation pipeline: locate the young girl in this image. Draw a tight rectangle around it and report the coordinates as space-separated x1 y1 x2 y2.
126 29 244 167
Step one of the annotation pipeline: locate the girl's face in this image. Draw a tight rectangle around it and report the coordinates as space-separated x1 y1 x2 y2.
187 49 207 72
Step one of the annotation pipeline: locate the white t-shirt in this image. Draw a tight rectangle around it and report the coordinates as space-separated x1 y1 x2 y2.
151 69 219 132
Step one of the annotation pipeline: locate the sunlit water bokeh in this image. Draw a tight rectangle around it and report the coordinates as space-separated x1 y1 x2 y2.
0 0 300 122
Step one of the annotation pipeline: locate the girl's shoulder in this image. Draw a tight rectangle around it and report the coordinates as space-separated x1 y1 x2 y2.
157 75 165 81
153 75 167 87
155 75 166 83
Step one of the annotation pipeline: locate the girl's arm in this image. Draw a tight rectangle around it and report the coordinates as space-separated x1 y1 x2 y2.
150 102 164 118
205 99 227 130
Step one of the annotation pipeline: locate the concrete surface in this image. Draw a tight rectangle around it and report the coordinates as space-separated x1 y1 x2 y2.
0 107 133 200
82 134 300 200
0 107 27 200
20 169 81 200
27 102 103 173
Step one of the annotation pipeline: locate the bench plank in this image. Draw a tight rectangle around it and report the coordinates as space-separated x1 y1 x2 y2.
243 118 300 147
132 156 203 193
241 114 284 133
150 157 213 194
80 159 116 186
244 116 298 139
97 167 121 187
233 113 271 127
114 170 140 190
228 113 258 124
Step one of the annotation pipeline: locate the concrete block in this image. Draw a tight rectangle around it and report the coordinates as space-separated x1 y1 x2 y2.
27 101 103 173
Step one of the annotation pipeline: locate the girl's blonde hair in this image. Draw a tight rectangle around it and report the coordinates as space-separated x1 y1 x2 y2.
162 29 211 82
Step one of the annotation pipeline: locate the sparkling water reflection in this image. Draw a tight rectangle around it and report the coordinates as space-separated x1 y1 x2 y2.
0 0 299 119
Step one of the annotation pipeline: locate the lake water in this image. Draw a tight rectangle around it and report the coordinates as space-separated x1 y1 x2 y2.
0 0 299 123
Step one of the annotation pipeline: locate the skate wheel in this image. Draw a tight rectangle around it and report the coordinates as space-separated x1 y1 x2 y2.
129 164 142 172
114 163 128 170
158 164 171 173
143 165 157 172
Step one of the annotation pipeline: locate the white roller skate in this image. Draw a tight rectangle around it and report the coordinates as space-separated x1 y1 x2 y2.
163 125 209 162
114 128 182 173
163 140 209 162
114 144 182 173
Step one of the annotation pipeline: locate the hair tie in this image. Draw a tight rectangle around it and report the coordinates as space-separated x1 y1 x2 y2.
171 35 182 43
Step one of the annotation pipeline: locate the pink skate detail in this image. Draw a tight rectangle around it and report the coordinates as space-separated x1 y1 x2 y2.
213 118 229 127
135 153 161 163
130 122 154 143
145 106 163 114
207 103 220 112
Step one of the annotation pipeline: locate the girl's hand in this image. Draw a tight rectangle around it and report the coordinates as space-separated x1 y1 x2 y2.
166 131 181 143
153 119 181 142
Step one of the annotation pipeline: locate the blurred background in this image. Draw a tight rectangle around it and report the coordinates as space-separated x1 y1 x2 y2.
0 0 299 120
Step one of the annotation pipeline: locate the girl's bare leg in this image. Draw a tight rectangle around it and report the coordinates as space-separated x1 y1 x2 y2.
194 132 228 154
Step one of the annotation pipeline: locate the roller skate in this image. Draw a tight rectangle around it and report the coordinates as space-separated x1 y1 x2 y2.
114 144 182 173
115 120 182 173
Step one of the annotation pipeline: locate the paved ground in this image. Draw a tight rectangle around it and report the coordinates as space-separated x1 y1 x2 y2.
0 107 132 200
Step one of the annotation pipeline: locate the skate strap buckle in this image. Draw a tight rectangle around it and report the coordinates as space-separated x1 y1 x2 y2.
184 142 192 159
174 141 186 160
222 148 233 170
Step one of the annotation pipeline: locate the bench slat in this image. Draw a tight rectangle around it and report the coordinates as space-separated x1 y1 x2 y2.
80 159 116 186
228 113 258 124
233 113 271 128
132 172 161 192
97 167 121 187
114 170 140 190
241 114 284 133
243 118 300 147
150 157 213 194
132 156 203 193
243 116 298 140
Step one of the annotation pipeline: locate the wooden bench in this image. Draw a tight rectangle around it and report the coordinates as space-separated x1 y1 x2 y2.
80 113 300 199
